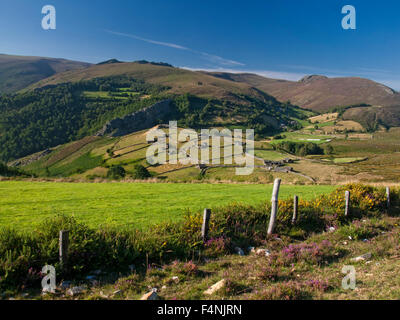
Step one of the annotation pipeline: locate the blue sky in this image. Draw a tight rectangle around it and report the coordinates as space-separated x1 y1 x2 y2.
1 0 400 89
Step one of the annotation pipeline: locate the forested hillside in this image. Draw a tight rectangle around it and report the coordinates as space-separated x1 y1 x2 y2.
0 76 168 161
0 73 308 162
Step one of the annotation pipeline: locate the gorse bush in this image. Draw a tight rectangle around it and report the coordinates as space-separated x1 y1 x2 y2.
317 183 388 214
0 184 397 291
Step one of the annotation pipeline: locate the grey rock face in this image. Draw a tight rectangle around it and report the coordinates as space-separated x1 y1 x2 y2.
11 149 52 167
96 99 172 137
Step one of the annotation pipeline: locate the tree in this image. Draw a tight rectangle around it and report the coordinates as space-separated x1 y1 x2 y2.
106 148 114 158
131 164 151 180
0 162 25 177
107 165 126 180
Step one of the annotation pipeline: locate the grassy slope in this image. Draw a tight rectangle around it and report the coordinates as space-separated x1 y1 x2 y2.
0 54 90 93
16 128 307 184
13 114 400 184
101 215 400 300
0 181 335 231
17 204 400 300
157 216 400 300
269 132 333 145
27 62 268 105
329 127 400 181
26 62 312 124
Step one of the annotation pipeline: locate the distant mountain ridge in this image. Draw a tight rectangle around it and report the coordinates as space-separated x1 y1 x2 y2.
206 72 400 112
0 54 91 93
205 72 400 129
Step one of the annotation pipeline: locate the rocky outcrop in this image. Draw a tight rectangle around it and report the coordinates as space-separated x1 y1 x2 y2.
204 279 226 295
96 99 172 137
299 75 328 83
10 149 52 167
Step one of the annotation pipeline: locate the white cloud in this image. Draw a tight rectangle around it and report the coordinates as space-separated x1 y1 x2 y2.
280 64 400 90
105 30 188 50
182 67 305 81
104 29 244 67
377 80 400 91
103 30 400 91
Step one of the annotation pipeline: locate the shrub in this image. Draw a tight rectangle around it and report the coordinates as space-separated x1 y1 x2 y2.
220 279 249 297
275 141 324 156
106 148 114 157
255 265 284 282
166 260 200 277
252 281 312 300
203 237 231 258
337 218 388 240
305 279 330 292
277 240 334 266
273 134 286 140
324 145 334 155
114 273 144 293
107 165 126 179
131 164 151 180
0 162 26 177
316 183 387 215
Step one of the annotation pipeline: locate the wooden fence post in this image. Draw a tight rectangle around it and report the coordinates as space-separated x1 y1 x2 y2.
268 179 281 235
292 195 299 224
345 191 350 217
201 209 211 243
59 230 69 267
386 187 390 209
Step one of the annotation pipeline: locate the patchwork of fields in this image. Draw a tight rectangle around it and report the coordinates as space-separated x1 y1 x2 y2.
0 181 335 231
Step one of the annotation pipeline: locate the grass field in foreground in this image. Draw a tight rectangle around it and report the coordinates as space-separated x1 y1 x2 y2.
0 181 336 231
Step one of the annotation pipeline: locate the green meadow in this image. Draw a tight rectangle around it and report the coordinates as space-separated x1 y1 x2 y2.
0 181 335 231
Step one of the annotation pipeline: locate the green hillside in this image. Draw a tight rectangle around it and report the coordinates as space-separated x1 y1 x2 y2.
0 63 310 162
0 54 90 93
12 127 285 183
0 75 168 161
